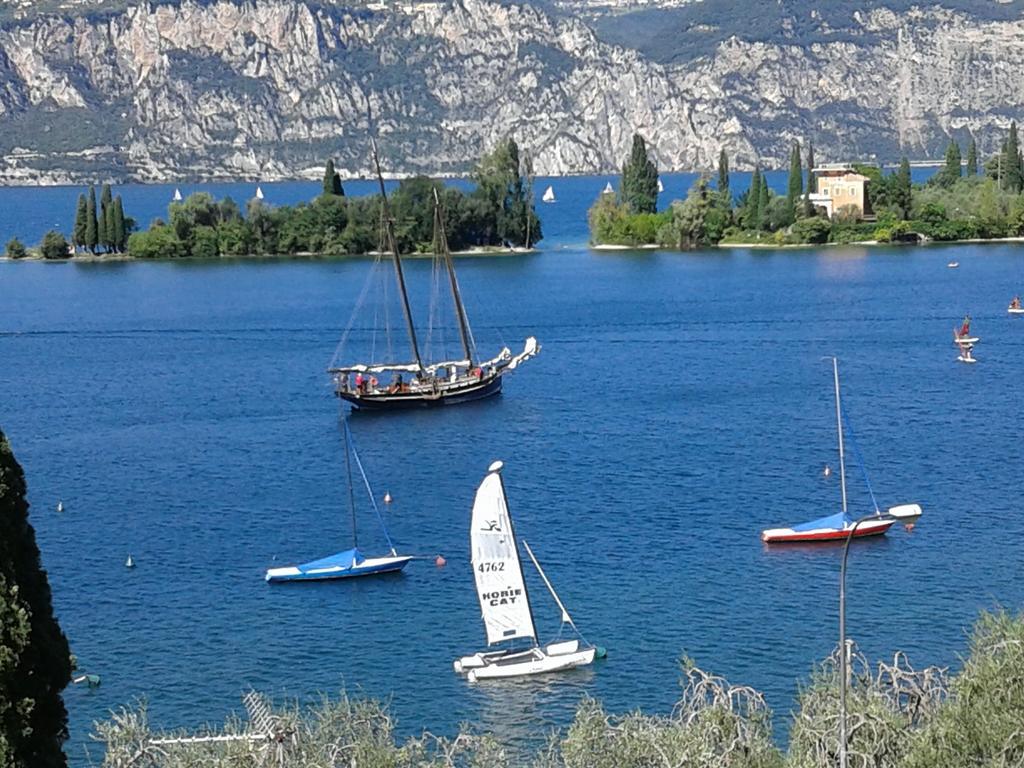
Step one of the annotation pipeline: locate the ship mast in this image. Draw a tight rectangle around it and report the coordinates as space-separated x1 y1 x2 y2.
433 187 474 366
371 140 423 374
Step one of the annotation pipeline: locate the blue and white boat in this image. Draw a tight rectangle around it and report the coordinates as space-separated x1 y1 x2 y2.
265 422 412 583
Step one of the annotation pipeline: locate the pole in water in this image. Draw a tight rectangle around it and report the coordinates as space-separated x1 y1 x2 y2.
435 554 447 567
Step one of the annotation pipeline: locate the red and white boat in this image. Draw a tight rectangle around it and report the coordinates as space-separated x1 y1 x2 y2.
762 358 921 544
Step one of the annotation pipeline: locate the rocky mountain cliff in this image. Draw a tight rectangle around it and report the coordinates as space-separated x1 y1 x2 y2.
0 0 1022 183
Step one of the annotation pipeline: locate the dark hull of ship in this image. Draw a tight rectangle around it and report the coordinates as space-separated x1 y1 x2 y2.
338 373 503 411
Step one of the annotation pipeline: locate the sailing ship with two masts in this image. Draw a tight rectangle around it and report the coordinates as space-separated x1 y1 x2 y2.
329 151 539 411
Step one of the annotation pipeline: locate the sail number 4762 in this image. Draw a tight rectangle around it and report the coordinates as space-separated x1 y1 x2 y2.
477 562 505 572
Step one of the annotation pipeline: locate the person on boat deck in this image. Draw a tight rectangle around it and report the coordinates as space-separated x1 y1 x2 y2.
474 367 483 379
388 373 404 394
1013 296 1022 308
355 372 365 393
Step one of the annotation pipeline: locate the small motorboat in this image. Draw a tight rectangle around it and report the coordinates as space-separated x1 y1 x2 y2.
947 261 959 268
762 358 921 544
1009 296 1024 314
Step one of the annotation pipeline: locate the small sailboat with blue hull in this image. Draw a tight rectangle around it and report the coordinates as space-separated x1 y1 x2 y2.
762 358 921 543
265 422 412 583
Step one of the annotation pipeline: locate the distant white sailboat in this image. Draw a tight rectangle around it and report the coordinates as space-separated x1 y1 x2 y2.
602 182 614 194
172 188 183 202
125 554 135 568
657 178 664 193
541 185 556 204
255 185 265 200
453 461 600 681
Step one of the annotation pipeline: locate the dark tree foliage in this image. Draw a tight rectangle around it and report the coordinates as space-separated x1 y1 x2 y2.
332 173 344 196
757 172 770 231
620 133 659 214
113 196 127 251
965 137 978 177
98 184 113 250
5 238 27 259
895 157 913 219
804 141 816 216
0 429 72 768
322 159 337 196
84 187 98 253
471 137 541 247
717 149 729 194
39 231 69 260
72 194 87 252
1004 121 1022 193
785 140 802 225
744 166 761 229
936 141 962 188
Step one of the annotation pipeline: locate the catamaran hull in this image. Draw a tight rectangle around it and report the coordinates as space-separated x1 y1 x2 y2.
338 373 503 411
761 518 894 543
265 555 412 583
457 643 596 681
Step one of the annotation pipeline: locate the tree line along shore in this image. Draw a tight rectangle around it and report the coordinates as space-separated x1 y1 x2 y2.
2 140 542 261
6 126 1024 260
591 123 1024 249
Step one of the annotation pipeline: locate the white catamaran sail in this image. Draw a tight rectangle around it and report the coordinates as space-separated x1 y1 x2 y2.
454 461 598 681
541 185 556 203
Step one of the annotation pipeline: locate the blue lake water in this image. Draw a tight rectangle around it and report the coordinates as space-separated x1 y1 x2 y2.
2 171 1023 766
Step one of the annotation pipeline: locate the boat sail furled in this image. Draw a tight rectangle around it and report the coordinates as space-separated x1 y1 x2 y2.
454 461 599 681
329 146 539 410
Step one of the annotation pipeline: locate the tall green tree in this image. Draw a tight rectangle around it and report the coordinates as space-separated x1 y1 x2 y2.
744 166 762 229
84 186 98 253
804 142 816 216
98 184 113 251
895 156 913 219
717 149 729 194
757 172 770 231
72 194 87 252
620 133 659 214
965 137 978 177
112 196 127 252
1004 121 1022 193
322 159 337 196
0 429 72 767
938 141 962 187
472 137 541 247
785 141 803 225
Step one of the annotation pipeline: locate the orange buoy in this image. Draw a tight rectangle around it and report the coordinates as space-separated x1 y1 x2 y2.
435 555 447 567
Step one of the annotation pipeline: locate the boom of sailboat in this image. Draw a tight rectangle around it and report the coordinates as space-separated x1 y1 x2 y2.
329 145 539 410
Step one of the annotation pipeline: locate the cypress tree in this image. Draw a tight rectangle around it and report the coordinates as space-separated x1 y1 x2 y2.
332 172 344 196
757 172 770 231
98 184 113 250
72 193 87 252
804 141 817 216
896 156 912 219
965 138 978 177
84 186 98 253
0 429 72 767
940 141 961 187
113 196 126 252
745 166 761 229
322 159 336 196
785 141 803 224
1005 121 1022 193
620 133 659 214
717 149 729 194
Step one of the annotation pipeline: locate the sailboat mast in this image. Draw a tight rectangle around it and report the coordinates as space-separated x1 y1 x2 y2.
432 188 474 366
833 357 848 516
371 141 423 373
344 423 358 548
496 471 537 643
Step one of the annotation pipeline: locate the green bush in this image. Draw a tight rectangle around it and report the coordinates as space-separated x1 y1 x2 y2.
791 216 831 244
127 225 186 259
4 237 27 259
39 230 69 259
191 225 220 259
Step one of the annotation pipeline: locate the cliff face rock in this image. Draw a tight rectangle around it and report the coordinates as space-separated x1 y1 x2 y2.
0 0 1021 183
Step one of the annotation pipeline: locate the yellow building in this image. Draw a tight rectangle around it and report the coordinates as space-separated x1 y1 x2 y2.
808 164 872 219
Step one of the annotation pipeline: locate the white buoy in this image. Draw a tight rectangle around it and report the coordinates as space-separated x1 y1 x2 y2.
823 465 831 477
383 492 392 504
56 500 64 513
125 554 134 568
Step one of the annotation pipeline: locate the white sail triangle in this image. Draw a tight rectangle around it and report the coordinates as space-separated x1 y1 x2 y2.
542 185 555 203
470 461 536 645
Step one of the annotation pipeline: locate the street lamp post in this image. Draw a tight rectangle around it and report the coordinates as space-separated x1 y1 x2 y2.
838 505 922 768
